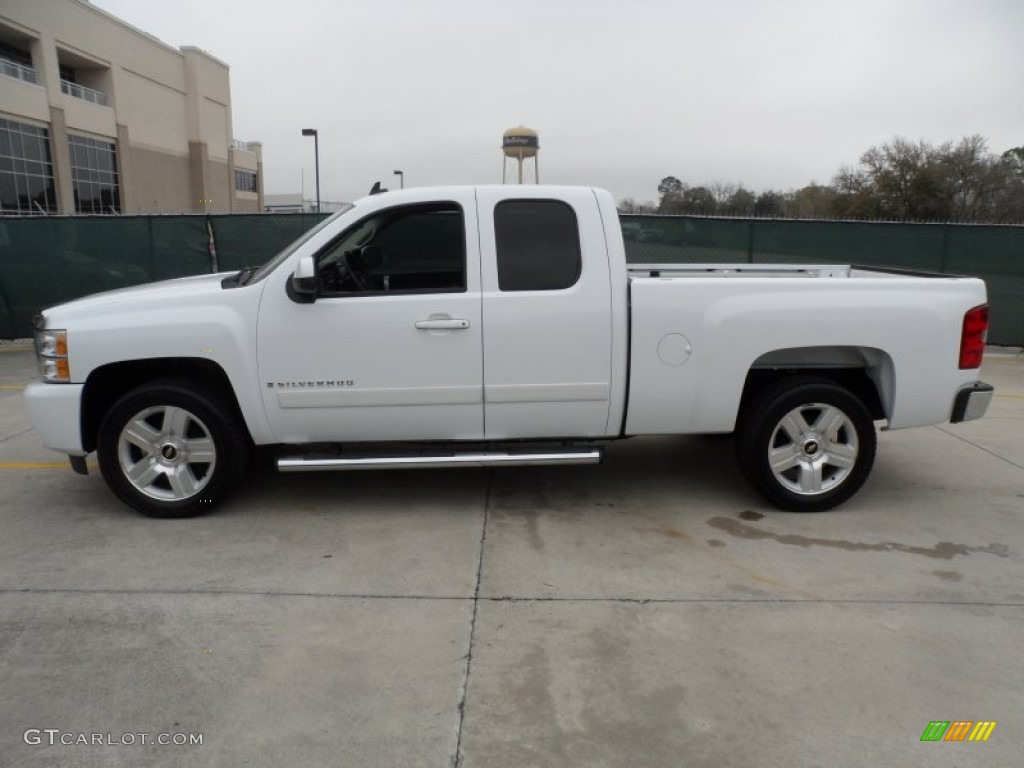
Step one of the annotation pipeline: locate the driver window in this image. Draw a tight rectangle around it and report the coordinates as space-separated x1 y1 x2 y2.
317 202 466 295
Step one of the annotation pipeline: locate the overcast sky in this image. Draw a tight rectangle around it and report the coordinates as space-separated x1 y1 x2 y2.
92 0 1023 205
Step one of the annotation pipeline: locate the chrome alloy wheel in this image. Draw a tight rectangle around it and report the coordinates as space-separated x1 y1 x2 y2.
767 402 859 496
117 405 217 501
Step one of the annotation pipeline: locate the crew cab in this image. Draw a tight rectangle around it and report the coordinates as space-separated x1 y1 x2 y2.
25 186 994 517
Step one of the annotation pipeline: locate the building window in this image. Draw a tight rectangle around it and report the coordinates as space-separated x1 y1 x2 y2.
68 134 120 214
0 118 57 215
235 169 257 193
0 41 31 67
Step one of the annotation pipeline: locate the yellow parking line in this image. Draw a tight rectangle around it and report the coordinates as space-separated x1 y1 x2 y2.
0 461 97 470
995 392 1024 400
0 384 26 390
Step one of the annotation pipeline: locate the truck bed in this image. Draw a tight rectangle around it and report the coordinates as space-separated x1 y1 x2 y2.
623 262 987 436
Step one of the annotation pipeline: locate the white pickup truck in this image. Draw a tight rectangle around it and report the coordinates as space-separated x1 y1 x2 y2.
25 186 994 517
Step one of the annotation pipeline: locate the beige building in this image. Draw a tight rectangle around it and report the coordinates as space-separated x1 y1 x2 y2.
0 0 263 215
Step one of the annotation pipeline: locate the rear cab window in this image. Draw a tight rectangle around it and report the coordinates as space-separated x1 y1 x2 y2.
494 200 582 291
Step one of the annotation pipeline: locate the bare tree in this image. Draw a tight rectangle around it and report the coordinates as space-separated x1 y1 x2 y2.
650 136 1024 224
618 198 657 214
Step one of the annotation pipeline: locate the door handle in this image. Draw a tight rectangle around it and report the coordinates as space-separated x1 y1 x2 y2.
415 318 470 330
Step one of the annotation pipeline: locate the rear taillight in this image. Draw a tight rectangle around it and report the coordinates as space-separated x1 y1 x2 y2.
959 304 989 369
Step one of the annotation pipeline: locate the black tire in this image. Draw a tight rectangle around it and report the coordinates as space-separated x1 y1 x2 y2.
736 376 876 512
97 378 250 518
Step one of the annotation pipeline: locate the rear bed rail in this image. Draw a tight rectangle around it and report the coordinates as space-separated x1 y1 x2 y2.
627 264 852 279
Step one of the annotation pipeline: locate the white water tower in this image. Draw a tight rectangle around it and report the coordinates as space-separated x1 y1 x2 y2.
502 126 540 184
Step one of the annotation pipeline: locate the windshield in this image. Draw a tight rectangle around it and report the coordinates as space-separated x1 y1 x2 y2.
246 204 355 284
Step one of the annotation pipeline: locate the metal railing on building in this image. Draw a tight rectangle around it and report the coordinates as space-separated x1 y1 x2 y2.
0 57 38 85
60 79 108 106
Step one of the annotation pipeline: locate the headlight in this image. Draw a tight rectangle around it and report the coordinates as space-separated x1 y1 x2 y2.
34 329 70 382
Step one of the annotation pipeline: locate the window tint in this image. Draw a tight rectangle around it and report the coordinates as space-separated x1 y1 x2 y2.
495 200 582 291
317 203 466 295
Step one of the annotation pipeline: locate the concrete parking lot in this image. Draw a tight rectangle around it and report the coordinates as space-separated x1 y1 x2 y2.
1 340 1022 767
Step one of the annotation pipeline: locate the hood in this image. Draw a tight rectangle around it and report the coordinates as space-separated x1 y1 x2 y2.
41 272 236 324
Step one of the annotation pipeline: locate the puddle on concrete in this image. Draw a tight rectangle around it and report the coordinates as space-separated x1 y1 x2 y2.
739 510 764 522
707 539 726 548
706 517 1010 560
933 570 963 581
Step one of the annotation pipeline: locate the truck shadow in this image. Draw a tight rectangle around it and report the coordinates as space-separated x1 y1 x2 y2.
232 434 747 518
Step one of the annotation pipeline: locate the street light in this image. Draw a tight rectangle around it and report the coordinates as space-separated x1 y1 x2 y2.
301 128 320 213
393 170 404 189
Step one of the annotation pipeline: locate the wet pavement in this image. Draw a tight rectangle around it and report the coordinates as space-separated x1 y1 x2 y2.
1 341 1021 766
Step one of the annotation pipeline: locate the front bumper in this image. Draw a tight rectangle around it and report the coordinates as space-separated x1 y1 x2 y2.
23 381 85 455
950 382 994 424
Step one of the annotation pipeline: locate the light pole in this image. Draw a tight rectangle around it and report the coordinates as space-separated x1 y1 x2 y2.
301 128 320 213
393 170 404 189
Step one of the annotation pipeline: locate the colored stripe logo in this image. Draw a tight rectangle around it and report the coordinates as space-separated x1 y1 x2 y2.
921 721 996 742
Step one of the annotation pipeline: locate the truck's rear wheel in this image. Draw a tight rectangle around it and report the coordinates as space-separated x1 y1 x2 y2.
736 377 876 512
97 379 249 518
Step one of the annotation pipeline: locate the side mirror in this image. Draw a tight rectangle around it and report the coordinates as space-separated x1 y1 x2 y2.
288 255 317 303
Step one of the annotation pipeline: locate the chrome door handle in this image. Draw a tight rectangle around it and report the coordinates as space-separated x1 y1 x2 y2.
415 319 470 330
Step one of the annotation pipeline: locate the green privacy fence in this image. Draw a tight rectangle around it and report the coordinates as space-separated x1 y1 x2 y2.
0 212 1021 344
210 213 330 272
0 213 329 338
621 216 1024 346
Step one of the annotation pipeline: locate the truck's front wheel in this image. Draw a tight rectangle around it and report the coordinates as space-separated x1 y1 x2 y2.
97 379 249 518
736 377 876 512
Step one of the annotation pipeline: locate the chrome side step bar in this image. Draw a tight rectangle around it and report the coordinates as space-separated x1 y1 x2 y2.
278 447 603 472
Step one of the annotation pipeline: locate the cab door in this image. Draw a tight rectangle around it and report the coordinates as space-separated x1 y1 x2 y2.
476 188 614 439
257 192 483 443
